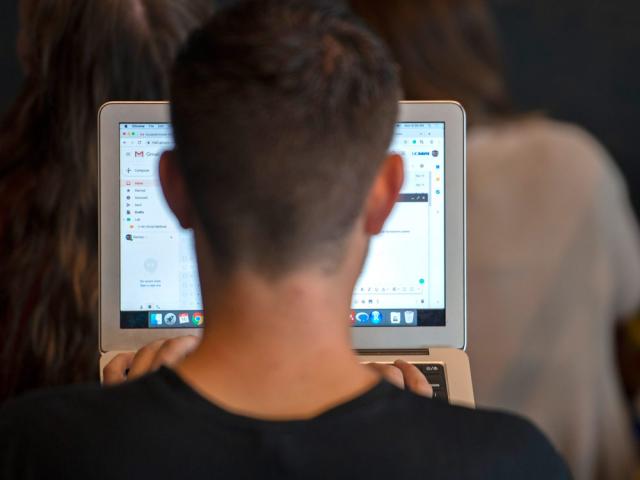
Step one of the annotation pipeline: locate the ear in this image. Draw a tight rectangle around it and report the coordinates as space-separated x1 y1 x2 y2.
364 153 404 235
159 150 194 229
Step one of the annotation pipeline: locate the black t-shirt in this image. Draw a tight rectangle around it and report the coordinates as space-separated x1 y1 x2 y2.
0 368 570 479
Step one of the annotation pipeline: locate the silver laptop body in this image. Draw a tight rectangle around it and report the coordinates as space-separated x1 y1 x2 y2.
98 101 474 407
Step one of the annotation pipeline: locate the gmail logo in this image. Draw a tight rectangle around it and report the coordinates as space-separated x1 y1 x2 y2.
134 151 144 158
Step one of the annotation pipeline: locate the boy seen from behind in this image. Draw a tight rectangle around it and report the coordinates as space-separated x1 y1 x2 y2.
0 1 569 478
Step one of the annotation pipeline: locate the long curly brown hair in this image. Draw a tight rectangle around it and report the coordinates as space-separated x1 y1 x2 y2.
348 0 512 125
0 0 214 402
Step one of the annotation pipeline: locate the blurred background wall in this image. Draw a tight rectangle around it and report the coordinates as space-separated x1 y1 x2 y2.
0 0 638 213
0 2 21 116
489 0 640 216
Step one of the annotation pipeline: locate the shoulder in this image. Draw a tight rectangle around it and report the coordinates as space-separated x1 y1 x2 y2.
470 408 571 478
469 117 614 183
0 370 169 429
0 374 162 452
471 117 607 156
0 381 121 441
396 392 571 479
0 373 174 477
0 381 100 424
467 117 626 232
0 383 103 476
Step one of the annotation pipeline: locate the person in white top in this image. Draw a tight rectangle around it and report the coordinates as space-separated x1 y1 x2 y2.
467 118 640 479
350 0 640 478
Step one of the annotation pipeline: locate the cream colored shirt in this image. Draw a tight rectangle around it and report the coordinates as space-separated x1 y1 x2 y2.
466 118 640 480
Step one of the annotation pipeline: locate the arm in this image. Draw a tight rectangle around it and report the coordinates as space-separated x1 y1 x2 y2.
103 338 433 397
103 336 199 385
597 160 640 317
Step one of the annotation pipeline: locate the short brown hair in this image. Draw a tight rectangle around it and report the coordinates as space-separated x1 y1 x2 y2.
171 0 401 276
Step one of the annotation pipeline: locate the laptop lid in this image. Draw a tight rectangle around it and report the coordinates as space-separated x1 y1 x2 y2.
99 101 466 353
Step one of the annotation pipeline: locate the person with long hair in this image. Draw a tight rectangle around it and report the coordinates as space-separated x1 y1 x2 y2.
349 1 640 478
0 0 214 402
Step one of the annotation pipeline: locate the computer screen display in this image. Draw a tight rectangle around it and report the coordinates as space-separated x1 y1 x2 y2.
119 122 445 328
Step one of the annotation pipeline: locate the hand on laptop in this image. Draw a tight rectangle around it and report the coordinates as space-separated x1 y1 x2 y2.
103 336 200 386
104 337 432 398
368 361 433 397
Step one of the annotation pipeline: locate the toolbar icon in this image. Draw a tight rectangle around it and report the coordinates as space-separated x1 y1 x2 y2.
164 313 177 326
404 311 415 324
192 312 204 327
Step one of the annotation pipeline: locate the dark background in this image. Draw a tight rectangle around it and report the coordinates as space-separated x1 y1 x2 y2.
1 0 638 214
490 0 640 215
0 2 20 116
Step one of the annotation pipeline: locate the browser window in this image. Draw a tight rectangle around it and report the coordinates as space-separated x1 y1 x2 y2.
119 122 445 328
353 123 445 326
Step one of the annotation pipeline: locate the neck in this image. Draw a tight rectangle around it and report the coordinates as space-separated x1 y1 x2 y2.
176 266 378 420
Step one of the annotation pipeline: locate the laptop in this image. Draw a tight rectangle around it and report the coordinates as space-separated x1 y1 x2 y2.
98 101 474 407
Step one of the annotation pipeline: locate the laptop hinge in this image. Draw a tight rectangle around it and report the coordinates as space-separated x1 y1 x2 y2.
356 348 430 356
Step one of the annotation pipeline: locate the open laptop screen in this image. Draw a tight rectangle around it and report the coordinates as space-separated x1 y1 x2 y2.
119 122 445 329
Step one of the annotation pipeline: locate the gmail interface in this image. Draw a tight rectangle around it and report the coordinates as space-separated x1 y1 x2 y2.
119 123 203 329
352 122 445 327
119 122 445 329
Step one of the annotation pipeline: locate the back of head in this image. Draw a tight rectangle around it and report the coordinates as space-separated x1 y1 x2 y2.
0 0 213 400
348 0 511 124
171 0 401 276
